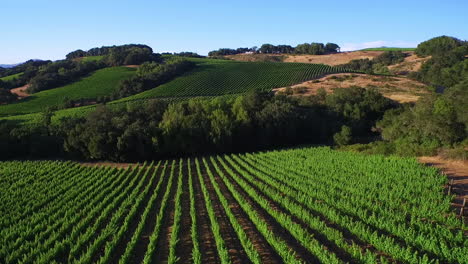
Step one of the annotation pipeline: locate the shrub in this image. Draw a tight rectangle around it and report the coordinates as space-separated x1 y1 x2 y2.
334 125 352 146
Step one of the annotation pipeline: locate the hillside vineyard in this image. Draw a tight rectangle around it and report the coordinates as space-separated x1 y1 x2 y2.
121 60 350 100
1 147 466 264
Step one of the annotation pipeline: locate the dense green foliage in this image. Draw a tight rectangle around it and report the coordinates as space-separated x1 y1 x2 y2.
66 44 156 60
0 87 392 161
0 67 136 116
0 89 18 104
338 50 407 74
112 57 196 99
260 42 340 54
0 147 466 263
338 58 374 73
333 125 352 146
122 59 349 101
415 36 465 57
208 47 257 56
377 77 468 156
373 51 406 65
412 36 468 88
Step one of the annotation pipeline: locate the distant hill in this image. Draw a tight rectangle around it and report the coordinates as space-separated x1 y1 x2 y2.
0 59 44 69
0 63 20 68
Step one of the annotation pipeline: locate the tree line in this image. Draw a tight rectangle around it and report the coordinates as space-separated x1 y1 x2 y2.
208 42 340 57
65 44 155 60
0 87 393 161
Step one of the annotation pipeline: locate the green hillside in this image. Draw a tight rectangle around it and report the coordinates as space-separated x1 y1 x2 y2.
0 67 136 116
120 58 349 102
0 72 22 81
0 58 349 123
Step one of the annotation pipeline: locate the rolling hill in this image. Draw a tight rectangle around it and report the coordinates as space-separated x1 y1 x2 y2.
118 58 350 101
1 58 350 123
0 67 136 116
0 72 22 81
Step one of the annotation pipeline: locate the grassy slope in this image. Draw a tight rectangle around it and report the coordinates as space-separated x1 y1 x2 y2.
1 58 348 124
0 73 22 81
360 47 416 51
0 67 136 117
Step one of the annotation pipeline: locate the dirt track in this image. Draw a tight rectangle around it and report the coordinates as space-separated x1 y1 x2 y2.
419 156 468 216
10 84 30 98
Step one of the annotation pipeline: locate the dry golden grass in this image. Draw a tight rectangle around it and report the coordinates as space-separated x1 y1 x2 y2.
274 73 429 103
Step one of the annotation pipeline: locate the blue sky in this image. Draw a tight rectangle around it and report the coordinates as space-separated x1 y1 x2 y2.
2 0 467 64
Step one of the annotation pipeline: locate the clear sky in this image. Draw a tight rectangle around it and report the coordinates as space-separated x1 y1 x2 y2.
2 0 467 64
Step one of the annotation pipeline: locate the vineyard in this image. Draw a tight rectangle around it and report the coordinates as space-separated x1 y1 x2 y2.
1 59 349 125
0 67 136 117
1 147 466 264
118 59 350 101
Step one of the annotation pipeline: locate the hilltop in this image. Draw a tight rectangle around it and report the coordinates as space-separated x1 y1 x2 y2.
224 50 428 73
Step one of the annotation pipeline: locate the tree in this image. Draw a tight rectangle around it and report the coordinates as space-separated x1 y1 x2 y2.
374 51 406 65
66 49 87 60
259 44 276 54
40 107 56 135
209 109 233 148
334 125 352 146
415 36 464 57
325 43 340 53
295 43 325 55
